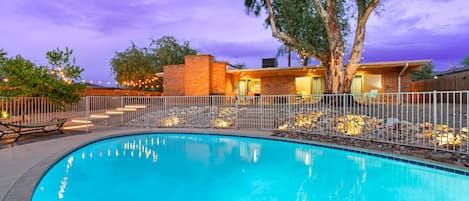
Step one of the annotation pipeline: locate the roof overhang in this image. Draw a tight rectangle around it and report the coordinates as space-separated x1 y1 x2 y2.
227 59 431 78
156 59 432 78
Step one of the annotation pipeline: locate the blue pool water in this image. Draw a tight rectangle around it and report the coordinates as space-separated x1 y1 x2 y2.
32 133 469 201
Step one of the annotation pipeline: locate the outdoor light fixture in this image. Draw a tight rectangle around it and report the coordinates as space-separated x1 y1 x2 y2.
434 76 438 79
3 78 8 82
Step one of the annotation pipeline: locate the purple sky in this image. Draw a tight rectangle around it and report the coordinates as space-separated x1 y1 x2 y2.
1 0 469 84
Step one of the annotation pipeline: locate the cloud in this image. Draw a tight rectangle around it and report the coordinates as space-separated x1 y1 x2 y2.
368 0 469 34
361 0 469 70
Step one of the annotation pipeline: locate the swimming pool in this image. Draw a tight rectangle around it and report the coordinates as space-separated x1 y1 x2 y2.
32 133 469 201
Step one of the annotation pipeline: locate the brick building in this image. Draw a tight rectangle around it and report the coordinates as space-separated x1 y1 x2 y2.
162 54 431 96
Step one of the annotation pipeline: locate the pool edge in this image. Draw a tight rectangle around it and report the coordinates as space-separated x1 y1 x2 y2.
3 128 469 201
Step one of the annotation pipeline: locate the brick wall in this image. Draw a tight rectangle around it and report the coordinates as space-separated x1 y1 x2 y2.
225 74 234 95
383 71 413 93
184 55 213 96
211 62 226 95
163 64 185 96
261 76 296 95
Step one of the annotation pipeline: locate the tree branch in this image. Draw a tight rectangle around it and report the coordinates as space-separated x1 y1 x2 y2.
312 0 330 32
313 0 342 52
346 0 380 74
357 0 380 26
265 0 297 46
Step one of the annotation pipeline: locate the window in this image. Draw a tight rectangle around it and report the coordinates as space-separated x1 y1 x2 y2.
237 79 260 96
251 80 261 94
363 74 382 93
295 77 311 95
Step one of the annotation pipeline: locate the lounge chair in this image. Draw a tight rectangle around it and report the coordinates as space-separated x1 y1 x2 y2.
0 118 67 142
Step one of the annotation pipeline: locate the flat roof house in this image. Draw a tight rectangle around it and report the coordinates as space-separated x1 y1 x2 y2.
161 54 431 96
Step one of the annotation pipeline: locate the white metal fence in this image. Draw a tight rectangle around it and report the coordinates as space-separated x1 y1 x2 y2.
0 91 468 153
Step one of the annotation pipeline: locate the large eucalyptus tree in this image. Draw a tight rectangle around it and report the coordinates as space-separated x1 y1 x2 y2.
245 0 381 93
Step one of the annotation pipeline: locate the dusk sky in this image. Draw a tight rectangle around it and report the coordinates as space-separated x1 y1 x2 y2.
1 0 469 84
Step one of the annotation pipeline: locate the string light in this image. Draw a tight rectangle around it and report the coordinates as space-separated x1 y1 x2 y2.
118 74 162 88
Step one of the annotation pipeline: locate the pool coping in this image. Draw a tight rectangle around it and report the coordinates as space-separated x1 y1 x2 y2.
3 128 469 201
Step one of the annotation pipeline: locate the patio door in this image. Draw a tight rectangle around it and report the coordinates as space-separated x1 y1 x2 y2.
238 80 249 96
351 76 362 95
311 77 325 94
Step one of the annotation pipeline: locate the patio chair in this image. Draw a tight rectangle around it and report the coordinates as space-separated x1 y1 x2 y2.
0 118 67 142
354 90 379 105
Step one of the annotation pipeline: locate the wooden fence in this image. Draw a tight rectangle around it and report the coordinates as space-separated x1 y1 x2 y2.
412 71 469 92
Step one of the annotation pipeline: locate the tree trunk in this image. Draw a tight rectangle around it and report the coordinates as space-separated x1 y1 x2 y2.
324 40 352 94
324 62 354 94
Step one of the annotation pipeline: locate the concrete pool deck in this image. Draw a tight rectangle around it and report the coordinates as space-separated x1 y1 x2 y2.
0 128 273 201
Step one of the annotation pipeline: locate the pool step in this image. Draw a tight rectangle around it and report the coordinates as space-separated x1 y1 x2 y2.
116 107 137 111
64 122 94 130
124 105 146 109
89 113 110 119
70 119 93 124
105 110 125 115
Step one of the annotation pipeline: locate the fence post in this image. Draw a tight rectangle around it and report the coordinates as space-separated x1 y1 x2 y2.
467 91 469 154
288 96 292 132
343 93 347 117
433 90 437 151
85 96 90 133
120 96 124 126
163 97 166 127
210 96 214 128
260 96 264 129
235 96 239 129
